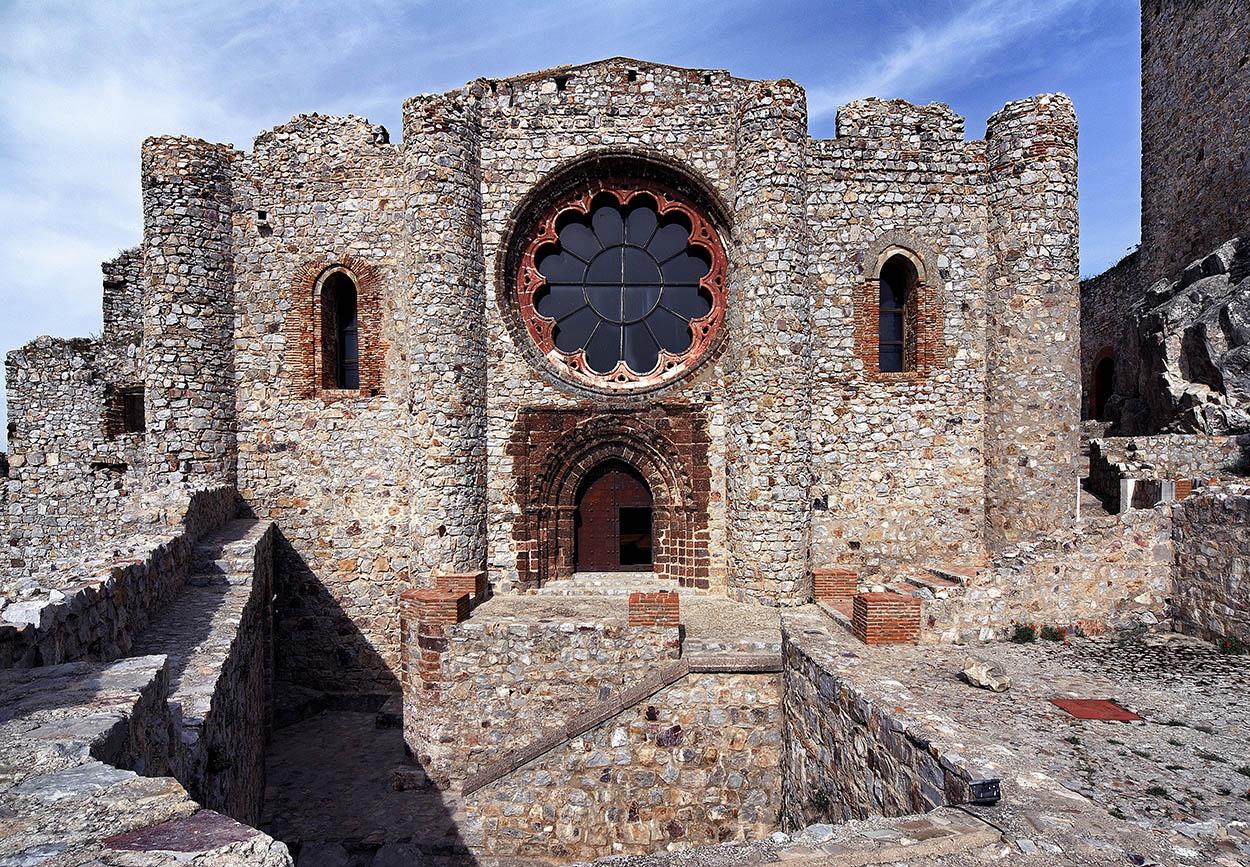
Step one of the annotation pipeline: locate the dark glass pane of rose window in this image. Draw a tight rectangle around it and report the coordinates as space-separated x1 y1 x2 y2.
624 323 661 373
554 306 599 353
661 251 711 284
622 285 661 321
648 306 693 354
592 206 625 245
664 286 711 320
585 323 622 373
559 222 600 260
625 206 658 244
649 223 690 261
535 284 584 320
538 250 586 282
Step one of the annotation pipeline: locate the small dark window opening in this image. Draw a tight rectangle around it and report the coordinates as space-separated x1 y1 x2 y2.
121 388 145 434
878 254 917 372
1093 356 1115 420
627 69 638 82
321 271 360 390
554 74 570 92
703 73 712 85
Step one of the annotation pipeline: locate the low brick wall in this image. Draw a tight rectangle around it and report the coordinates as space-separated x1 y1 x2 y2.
812 567 858 605
464 672 782 860
1171 485 1250 647
852 593 920 644
403 612 681 787
779 622 997 827
0 486 239 669
627 590 681 626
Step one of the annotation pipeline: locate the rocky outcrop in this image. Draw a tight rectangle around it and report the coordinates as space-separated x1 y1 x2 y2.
1112 238 1250 434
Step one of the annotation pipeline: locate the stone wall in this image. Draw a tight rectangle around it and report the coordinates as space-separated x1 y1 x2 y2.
1171 484 1250 647
1088 434 1249 507
464 672 782 860
1141 0 1250 286
0 486 238 669
929 508 1175 641
807 100 988 573
404 610 681 786
3 337 143 573
1080 251 1140 420
779 620 995 827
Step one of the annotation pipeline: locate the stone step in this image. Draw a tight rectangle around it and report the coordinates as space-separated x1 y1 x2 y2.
925 563 982 587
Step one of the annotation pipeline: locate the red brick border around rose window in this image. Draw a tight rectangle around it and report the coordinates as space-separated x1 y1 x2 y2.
285 254 388 400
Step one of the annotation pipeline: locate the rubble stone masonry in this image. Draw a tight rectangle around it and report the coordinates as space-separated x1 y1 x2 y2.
1171 484 1250 647
1141 0 1250 286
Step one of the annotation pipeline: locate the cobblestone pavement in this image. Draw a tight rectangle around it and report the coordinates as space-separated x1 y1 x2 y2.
783 611 1250 865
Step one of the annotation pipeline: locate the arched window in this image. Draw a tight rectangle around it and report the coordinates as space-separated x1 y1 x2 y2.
878 254 917 372
1093 355 1115 420
320 270 360 390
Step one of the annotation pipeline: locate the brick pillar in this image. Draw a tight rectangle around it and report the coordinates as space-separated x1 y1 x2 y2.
628 591 681 627
984 95 1080 550
725 79 813 606
399 588 470 700
852 593 921 645
433 571 489 607
812 567 859 605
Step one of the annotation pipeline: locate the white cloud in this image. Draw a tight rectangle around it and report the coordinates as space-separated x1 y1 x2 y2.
806 0 1082 120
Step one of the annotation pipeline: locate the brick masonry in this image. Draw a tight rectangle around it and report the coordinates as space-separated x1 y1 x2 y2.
851 593 921 645
627 591 680 626
812 567 858 605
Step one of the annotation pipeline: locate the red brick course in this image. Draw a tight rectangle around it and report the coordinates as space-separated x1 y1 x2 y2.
812 567 858 605
852 592 921 645
628 591 681 627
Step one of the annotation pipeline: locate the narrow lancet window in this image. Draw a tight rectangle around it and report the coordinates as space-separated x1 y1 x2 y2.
321 271 360 389
878 254 917 373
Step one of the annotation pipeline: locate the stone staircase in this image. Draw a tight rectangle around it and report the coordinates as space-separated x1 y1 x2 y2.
531 571 704 597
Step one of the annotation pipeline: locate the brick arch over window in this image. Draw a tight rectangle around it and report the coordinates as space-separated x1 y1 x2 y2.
285 254 387 399
510 409 711 590
853 232 946 381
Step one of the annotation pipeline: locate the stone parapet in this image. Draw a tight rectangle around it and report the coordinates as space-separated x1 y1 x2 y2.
1172 484 1250 647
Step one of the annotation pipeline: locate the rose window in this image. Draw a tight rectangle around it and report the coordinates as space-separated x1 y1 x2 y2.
516 181 727 392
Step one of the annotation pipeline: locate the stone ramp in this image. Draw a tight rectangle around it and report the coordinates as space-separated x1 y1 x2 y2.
127 517 275 824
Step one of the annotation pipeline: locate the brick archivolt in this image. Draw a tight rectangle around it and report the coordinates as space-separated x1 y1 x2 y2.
285 253 387 399
853 231 946 381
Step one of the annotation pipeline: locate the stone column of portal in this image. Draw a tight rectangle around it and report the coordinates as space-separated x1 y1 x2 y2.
984 95 1080 551
140 136 238 490
725 80 814 605
401 90 488 582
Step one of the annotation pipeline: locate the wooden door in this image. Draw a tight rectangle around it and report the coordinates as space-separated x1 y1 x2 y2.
575 462 653 571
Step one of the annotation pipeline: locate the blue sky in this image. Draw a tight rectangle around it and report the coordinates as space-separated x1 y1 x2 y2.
0 0 1141 446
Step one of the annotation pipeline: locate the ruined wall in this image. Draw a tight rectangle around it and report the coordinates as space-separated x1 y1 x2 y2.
1088 434 1249 507
780 623 990 827
983 94 1081 550
3 337 142 574
1140 0 1250 286
1080 251 1140 419
404 613 680 786
0 486 237 669
1171 484 1250 647
807 100 988 574
464 672 781 860
232 114 414 694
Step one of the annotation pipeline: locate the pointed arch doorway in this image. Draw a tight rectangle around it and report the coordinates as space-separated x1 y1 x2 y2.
575 460 653 571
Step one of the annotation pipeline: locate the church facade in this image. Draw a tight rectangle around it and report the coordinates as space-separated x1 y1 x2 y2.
2 59 1080 691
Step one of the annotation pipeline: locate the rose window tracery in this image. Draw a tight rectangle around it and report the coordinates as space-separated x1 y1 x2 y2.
516 181 727 392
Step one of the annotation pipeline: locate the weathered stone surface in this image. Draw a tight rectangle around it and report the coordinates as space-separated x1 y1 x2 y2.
958 657 1010 692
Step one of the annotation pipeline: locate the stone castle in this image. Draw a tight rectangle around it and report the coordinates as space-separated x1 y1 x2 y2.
1 2 1247 865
